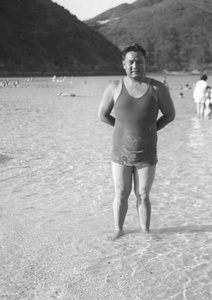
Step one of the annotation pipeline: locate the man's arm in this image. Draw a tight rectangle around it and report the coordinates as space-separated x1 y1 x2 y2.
98 81 118 127
155 82 175 131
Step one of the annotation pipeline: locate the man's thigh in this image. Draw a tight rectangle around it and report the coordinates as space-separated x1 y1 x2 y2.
111 162 133 192
134 165 156 193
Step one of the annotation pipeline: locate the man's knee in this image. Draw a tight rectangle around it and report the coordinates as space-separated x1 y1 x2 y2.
134 188 150 201
115 185 131 201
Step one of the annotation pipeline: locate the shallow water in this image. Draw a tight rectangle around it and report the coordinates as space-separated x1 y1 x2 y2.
0 75 212 300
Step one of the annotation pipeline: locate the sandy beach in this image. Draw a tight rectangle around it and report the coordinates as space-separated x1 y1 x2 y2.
0 75 212 300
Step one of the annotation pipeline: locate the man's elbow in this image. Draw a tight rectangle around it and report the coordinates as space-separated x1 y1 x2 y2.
165 111 175 124
98 111 106 123
168 106 176 121
169 112 175 122
172 109 176 120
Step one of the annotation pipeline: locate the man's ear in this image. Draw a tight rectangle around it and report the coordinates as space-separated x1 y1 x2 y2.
122 61 125 69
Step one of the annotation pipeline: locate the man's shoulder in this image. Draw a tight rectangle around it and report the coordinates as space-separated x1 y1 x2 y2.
146 77 165 93
147 77 172 102
102 78 122 102
108 79 121 87
147 77 163 88
105 78 122 95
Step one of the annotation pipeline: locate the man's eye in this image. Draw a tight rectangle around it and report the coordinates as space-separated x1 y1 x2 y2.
127 60 143 65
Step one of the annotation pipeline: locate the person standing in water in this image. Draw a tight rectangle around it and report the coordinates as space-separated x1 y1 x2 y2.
204 86 212 119
98 43 175 240
193 74 208 117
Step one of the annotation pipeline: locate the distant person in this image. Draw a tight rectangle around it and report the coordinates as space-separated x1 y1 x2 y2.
179 92 184 98
193 74 208 117
184 84 192 90
98 43 175 240
204 86 212 119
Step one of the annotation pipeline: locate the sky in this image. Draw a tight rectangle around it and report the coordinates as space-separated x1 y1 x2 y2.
51 0 135 20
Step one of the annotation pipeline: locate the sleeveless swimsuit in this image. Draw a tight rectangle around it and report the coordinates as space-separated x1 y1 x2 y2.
111 79 159 167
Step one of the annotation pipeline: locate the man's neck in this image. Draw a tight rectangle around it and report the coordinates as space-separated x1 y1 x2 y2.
125 75 148 85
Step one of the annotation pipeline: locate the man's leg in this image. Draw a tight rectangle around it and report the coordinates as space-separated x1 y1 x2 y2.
134 165 156 232
111 162 133 239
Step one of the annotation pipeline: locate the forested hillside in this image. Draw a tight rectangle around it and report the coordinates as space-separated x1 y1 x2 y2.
0 0 123 76
86 0 212 72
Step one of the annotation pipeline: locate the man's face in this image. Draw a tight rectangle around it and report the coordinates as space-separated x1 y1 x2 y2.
122 51 146 79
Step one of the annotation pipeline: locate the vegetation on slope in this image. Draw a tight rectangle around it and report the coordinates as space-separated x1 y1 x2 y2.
86 0 212 72
0 0 123 76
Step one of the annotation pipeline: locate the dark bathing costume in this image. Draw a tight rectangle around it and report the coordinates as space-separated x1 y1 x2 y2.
111 78 159 167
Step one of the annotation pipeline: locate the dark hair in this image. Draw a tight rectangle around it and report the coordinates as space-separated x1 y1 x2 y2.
200 74 208 81
121 43 146 60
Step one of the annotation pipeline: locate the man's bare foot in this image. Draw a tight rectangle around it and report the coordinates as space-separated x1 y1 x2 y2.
111 230 124 241
140 228 151 236
140 228 154 240
141 228 150 233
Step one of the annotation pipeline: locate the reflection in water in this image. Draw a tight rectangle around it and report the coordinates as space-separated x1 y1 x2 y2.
188 117 212 152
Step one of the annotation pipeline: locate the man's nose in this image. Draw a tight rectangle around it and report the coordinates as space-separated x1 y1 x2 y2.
132 61 140 67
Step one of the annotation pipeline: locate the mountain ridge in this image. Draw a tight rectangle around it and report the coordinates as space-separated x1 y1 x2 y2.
86 0 212 72
0 0 123 76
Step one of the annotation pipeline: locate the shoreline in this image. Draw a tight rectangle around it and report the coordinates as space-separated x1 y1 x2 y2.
1 69 212 79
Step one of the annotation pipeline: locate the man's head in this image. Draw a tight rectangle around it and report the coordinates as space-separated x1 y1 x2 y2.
122 43 146 79
121 43 146 60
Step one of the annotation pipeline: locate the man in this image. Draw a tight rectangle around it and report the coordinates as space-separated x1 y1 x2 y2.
193 74 208 117
98 43 175 240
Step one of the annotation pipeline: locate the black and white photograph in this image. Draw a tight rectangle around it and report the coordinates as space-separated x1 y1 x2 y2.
0 1 212 299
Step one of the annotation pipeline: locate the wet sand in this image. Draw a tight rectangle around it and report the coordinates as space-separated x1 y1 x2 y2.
0 75 212 300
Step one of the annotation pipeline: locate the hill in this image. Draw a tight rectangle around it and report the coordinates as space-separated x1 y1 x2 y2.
0 0 123 76
86 0 212 72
